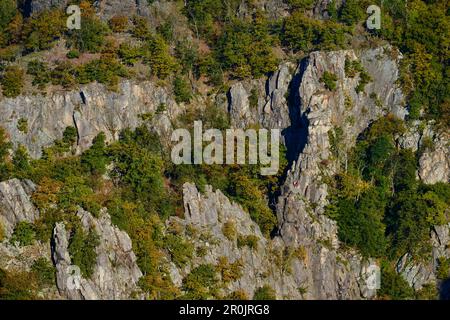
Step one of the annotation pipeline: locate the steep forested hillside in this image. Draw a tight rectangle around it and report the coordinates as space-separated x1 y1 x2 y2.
0 0 448 300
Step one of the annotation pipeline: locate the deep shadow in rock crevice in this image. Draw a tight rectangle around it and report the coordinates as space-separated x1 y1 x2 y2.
440 278 450 300
269 57 310 237
283 57 310 167
20 0 33 17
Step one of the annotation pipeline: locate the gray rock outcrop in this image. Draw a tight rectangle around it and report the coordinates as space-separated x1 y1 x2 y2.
173 182 376 299
418 132 450 184
0 80 180 158
29 0 69 14
278 47 405 247
0 178 143 300
53 208 143 300
0 179 38 238
396 223 450 290
0 43 447 300
227 62 295 130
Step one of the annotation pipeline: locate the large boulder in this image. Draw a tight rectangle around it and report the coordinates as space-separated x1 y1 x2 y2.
0 179 38 238
53 208 143 300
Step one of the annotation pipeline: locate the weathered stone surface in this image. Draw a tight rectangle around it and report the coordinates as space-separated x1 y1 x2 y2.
94 0 138 20
176 183 374 299
0 179 38 238
29 0 69 14
227 62 295 130
418 132 450 184
53 208 143 300
228 82 252 128
271 48 405 297
0 43 447 300
278 47 405 249
396 253 436 290
0 80 180 158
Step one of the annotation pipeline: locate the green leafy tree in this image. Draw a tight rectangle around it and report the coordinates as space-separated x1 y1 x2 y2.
12 144 32 178
23 9 65 51
118 42 142 66
0 0 17 30
338 0 364 26
320 71 338 91
68 224 99 278
336 189 387 257
1 65 24 97
68 15 110 52
108 127 172 218
81 132 109 176
31 258 55 286
182 264 218 299
10 221 36 246
378 261 414 300
216 16 278 79
173 75 192 104
143 35 177 79
0 268 37 300
253 285 276 300
27 60 51 89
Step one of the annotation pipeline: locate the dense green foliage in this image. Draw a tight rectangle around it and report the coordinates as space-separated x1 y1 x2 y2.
327 116 449 261
282 11 348 52
23 10 66 52
170 107 288 236
173 75 192 104
325 115 450 299
1 65 24 97
0 106 289 297
68 15 109 53
0 0 16 31
378 261 415 300
0 127 12 180
31 258 56 287
68 224 99 278
253 285 276 300
10 221 36 246
371 0 449 125
320 71 338 91
0 0 449 301
0 258 56 299
182 264 218 299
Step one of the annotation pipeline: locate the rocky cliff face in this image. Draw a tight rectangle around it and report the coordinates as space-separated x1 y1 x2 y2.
1 45 448 299
173 182 376 299
396 223 450 290
0 80 181 158
0 179 38 238
28 0 69 15
0 179 142 300
278 47 405 245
